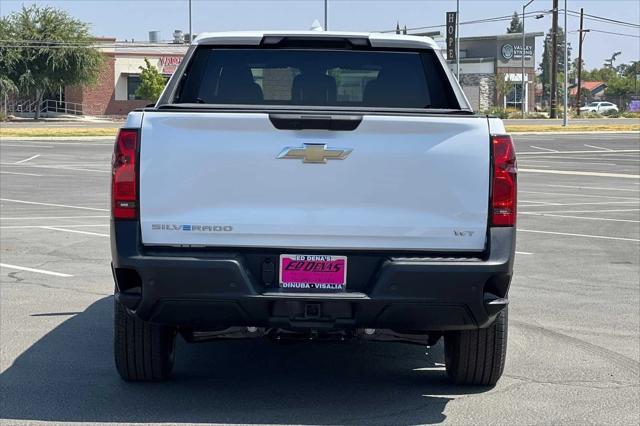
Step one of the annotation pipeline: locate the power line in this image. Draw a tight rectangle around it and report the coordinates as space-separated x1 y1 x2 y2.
588 29 640 39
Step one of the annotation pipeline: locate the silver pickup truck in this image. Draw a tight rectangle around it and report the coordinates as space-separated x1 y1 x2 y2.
110 31 517 385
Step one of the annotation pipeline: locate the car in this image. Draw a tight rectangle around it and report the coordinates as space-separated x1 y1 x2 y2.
579 101 619 113
110 30 516 386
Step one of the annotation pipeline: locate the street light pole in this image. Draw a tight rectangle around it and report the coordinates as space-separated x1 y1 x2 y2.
324 0 328 30
188 0 192 42
563 0 568 126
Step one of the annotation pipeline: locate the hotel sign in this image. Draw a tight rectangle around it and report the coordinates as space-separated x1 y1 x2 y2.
157 56 182 74
446 12 457 60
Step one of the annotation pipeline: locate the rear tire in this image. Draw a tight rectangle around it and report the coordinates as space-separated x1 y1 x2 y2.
114 298 176 381
444 307 508 386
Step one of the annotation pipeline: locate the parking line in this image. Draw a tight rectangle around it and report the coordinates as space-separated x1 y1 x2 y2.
0 171 42 177
0 263 72 278
515 251 533 255
0 224 109 229
519 168 640 179
13 154 41 164
518 149 640 155
519 229 640 242
520 212 639 223
519 190 639 201
520 208 639 214
40 226 109 237
0 215 109 220
0 198 109 211
537 184 640 192
529 146 559 152
519 201 638 207
583 144 613 151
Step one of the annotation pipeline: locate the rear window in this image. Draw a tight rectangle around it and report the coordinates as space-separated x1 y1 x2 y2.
175 48 459 109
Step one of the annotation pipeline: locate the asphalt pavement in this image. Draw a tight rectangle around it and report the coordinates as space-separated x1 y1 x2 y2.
0 132 639 425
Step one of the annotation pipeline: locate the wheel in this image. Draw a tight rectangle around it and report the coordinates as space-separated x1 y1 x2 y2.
114 298 176 381
444 307 508 386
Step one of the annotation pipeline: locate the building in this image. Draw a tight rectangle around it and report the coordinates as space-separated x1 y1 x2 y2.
65 38 188 116
419 32 544 112
569 81 608 105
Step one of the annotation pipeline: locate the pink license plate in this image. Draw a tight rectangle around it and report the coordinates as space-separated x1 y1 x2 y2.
279 254 347 291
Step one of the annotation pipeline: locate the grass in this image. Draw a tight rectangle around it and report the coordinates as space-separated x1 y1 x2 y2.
0 127 118 137
505 124 640 133
1 123 639 137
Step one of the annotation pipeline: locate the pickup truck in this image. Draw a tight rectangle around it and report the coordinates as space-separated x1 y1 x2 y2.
111 31 517 386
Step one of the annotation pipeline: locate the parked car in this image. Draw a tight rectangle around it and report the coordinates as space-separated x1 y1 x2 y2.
579 101 619 113
110 30 516 386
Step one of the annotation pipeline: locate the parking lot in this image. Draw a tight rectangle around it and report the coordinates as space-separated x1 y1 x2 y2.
0 132 638 425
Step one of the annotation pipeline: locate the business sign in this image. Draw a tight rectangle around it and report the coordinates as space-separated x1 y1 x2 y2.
446 12 457 60
157 56 182 74
500 44 533 61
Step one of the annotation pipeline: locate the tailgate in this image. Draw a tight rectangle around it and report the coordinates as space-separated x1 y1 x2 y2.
139 112 489 251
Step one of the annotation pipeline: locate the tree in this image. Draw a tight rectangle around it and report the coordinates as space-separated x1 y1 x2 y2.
0 5 103 119
604 52 622 69
507 11 523 34
538 26 572 103
135 58 167 103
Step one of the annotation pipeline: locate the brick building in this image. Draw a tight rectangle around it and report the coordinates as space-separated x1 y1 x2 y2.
65 38 188 116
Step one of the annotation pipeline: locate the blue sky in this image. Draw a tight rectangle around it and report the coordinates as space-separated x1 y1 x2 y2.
1 0 638 70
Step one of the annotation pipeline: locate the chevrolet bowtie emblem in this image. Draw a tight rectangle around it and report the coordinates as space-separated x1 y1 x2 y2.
277 143 352 164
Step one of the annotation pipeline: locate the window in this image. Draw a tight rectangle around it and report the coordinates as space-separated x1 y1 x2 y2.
127 75 142 100
176 48 459 109
505 83 523 110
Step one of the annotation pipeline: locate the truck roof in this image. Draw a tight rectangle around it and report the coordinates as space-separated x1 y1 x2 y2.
193 30 438 50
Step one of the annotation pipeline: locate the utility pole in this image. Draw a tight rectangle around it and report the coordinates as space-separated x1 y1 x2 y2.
324 0 328 30
576 8 585 116
550 0 559 118
456 0 460 79
188 0 192 42
522 0 535 118
563 0 568 126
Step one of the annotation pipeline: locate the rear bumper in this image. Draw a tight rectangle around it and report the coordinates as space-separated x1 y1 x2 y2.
111 221 515 331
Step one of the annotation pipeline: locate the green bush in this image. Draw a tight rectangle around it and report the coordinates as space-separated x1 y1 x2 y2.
603 109 620 118
620 111 640 119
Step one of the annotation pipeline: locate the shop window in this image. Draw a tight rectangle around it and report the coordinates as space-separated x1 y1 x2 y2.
505 82 523 110
127 75 142 100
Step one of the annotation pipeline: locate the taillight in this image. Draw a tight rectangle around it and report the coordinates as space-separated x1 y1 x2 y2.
111 129 138 219
491 134 517 226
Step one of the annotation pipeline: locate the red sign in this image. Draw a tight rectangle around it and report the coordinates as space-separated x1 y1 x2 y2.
157 56 182 74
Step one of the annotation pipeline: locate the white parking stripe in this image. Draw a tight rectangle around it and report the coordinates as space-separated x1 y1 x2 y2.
529 145 559 152
520 201 639 207
583 144 613 151
518 149 640 155
521 212 639 223
515 251 533 255
519 168 640 179
520 208 639 214
519 190 639 201
0 171 42 177
519 229 640 242
13 154 41 164
0 215 109 220
0 263 72 277
537 184 640 192
0 224 109 229
0 198 109 211
40 226 109 237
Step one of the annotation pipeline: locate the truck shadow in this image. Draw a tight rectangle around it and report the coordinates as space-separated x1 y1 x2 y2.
0 297 489 425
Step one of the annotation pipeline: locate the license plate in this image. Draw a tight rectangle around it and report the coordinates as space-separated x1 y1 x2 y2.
279 254 347 291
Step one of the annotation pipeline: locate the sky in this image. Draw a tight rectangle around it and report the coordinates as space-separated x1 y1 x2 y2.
1 0 639 70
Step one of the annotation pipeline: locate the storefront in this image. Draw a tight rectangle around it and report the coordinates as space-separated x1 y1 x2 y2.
65 38 187 116
441 32 543 112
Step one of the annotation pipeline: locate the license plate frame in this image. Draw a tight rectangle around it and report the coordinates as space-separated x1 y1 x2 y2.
279 254 347 291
